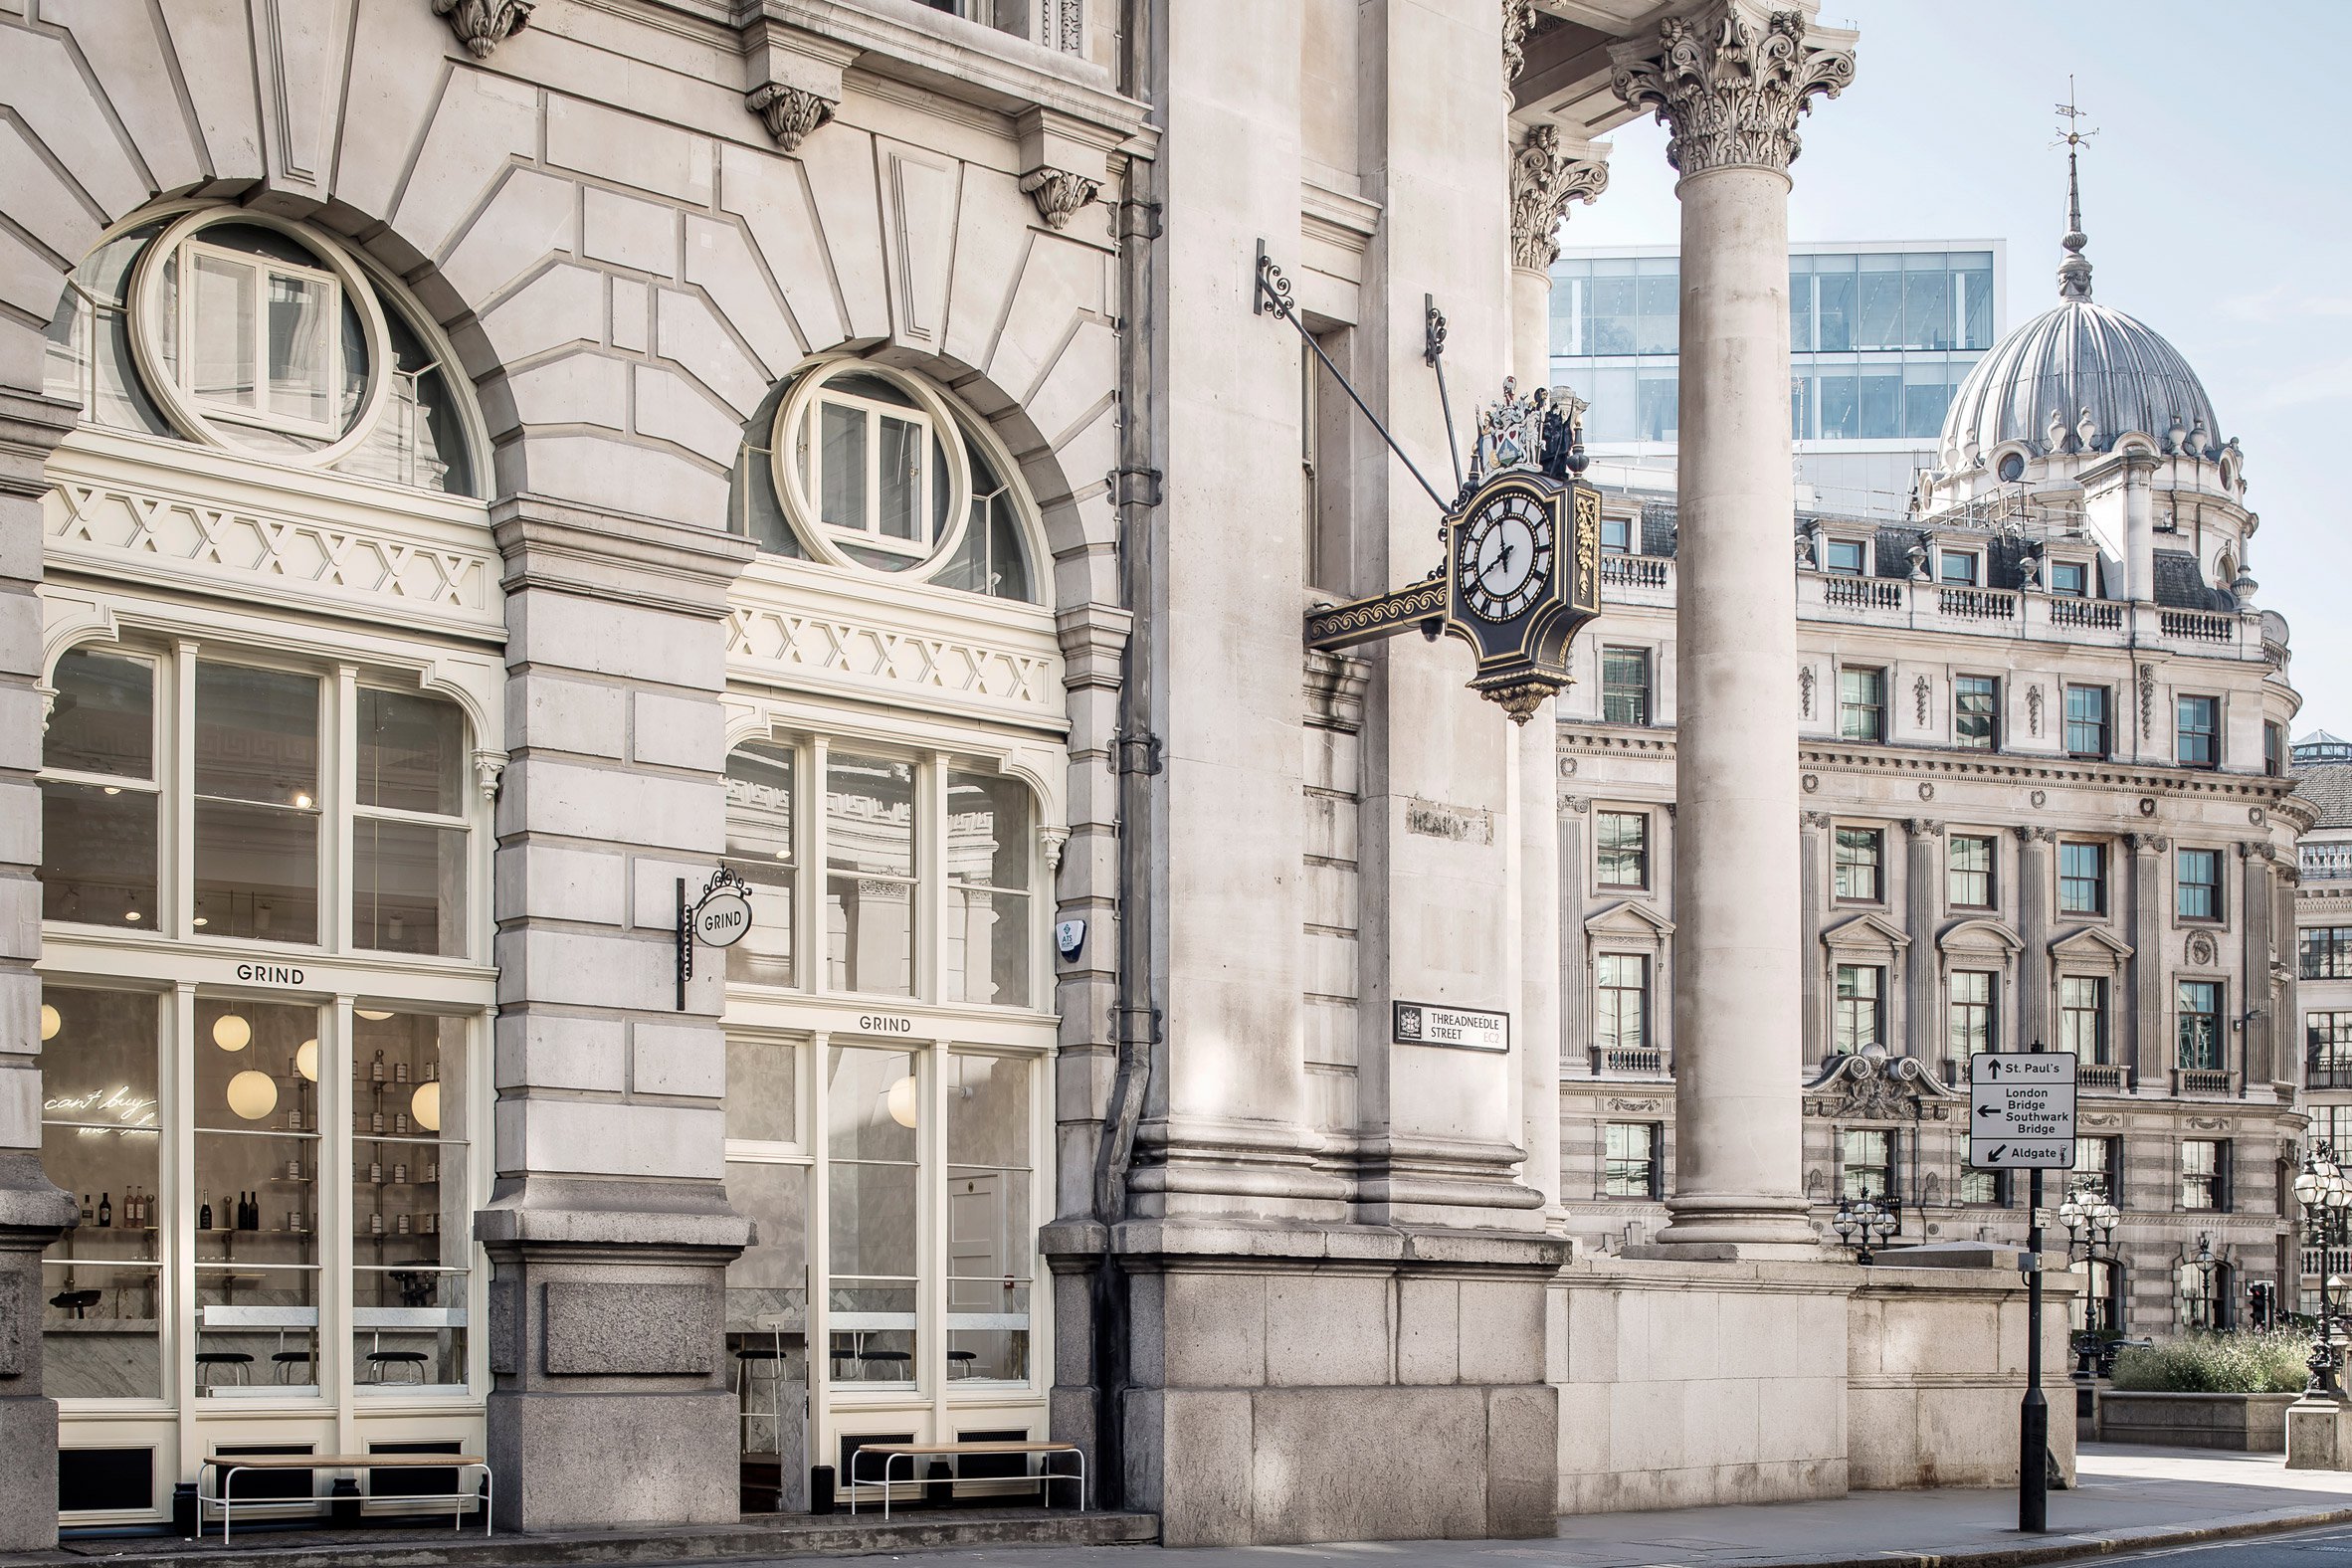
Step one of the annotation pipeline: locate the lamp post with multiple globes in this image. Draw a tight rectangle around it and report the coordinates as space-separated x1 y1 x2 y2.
2292 1148 2352 1399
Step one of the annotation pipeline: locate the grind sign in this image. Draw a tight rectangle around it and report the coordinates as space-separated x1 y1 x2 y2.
675 867 755 1009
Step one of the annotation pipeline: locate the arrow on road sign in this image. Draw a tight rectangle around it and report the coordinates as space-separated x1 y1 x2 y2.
1988 1144 2007 1163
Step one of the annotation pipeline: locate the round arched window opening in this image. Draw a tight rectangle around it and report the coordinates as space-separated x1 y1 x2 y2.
771 359 976 576
1997 451 2026 483
41 205 483 496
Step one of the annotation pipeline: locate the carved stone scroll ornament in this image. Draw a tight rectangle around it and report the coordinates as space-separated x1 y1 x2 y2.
433 0 531 58
1510 125 1611 271
1608 3 1857 178
1502 0 1539 84
1020 168 1102 231
2027 684 2044 736
1798 663 1814 717
747 83 837 153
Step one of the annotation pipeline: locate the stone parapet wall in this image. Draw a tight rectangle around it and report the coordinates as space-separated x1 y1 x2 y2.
1553 1250 2078 1513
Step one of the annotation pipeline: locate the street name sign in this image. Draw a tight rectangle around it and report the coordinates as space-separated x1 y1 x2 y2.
1967 1052 2076 1170
1393 1001 1509 1053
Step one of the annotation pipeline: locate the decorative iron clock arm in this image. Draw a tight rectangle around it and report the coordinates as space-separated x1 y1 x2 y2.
1256 242 1455 516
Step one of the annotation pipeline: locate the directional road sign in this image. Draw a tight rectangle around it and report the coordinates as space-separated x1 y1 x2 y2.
1967 1052 2076 1170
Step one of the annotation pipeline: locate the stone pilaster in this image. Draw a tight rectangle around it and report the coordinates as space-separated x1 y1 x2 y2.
1609 1 1854 1253
2126 833 2165 1084
1509 124 1610 277
0 390 80 1553
2242 842 2276 1086
1518 707 1561 1223
479 494 755 1529
1560 796 1590 1070
2017 827 2054 1048
1904 820 1941 1063
1801 811 1827 1068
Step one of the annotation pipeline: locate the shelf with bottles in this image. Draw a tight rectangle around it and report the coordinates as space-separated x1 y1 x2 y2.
70 1188 164 1236
355 1048 444 1142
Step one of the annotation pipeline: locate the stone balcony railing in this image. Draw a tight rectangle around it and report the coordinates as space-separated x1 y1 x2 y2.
1792 573 2263 660
2304 844 2352 882
1588 1046 1667 1078
2077 1063 2132 1092
2172 1068 2239 1097
1595 558 2264 662
2308 1060 2352 1090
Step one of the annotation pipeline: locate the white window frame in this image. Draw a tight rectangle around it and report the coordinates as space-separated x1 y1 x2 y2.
805 383 940 559
173 237 346 440
1937 545 1983 586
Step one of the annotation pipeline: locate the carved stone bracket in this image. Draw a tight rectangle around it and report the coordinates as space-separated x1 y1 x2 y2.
1021 168 1102 230
1018 106 1116 233
1502 0 1539 84
1510 124 1611 271
742 22 858 155
434 0 531 58
1040 825 1071 874
747 83 836 153
1608 2 1858 178
473 749 509 802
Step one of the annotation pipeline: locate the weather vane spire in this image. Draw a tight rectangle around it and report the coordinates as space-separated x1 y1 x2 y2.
2054 77 2096 301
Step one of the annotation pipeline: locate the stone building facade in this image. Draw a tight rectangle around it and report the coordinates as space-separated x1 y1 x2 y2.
1553 167 2309 1340
1 0 2107 1551
2291 733 2352 1310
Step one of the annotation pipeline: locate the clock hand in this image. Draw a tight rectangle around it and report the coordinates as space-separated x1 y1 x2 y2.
1484 539 1517 586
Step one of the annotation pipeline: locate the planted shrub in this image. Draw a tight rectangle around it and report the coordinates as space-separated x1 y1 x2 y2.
2109 1331 2310 1394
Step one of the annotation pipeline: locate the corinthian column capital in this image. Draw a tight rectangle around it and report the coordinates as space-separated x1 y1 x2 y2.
1608 1 1857 178
1510 124 1611 272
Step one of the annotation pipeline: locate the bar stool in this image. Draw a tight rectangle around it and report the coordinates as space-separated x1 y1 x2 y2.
195 1351 253 1390
367 1349 429 1384
271 1350 312 1384
946 1349 977 1379
734 1343 790 1455
857 1349 910 1382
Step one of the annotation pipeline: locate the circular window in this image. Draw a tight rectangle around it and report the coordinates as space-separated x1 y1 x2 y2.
769 359 976 575
1997 451 2025 483
129 210 391 466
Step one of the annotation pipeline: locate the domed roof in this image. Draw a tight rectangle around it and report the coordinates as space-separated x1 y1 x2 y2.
1940 156 2222 463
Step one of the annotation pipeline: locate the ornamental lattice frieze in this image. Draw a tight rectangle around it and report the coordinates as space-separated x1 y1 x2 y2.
1608 2 1856 177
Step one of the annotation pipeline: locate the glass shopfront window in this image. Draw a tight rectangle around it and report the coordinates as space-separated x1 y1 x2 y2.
349 1011 471 1392
192 998 321 1390
40 988 164 1400
946 1053 1033 1383
827 1045 920 1383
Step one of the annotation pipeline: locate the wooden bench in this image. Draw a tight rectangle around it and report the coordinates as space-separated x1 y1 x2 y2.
847 1440 1084 1520
196 1452 490 1543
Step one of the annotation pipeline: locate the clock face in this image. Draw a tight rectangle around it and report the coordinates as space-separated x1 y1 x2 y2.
1458 492 1555 623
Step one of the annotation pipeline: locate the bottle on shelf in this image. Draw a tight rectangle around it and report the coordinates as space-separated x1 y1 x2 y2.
371 1050 386 1083
369 1159 383 1185
370 1109 386 1135
287 1104 303 1132
79 1193 92 1224
98 1192 111 1228
393 1161 408 1185
286 1158 301 1182
245 1191 259 1230
368 1212 383 1236
394 1111 410 1136
396 1213 412 1236
198 1191 212 1232
395 1060 410 1085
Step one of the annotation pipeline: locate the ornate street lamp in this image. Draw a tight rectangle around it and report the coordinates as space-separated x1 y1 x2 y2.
2292 1147 2352 1398
2058 1184 2122 1345
2177 1233 2221 1331
1833 1194 1898 1266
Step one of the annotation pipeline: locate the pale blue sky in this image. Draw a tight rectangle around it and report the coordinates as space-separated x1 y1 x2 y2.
1561 1 2352 737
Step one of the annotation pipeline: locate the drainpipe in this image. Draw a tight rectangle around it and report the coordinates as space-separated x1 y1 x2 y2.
1087 0 1164 1510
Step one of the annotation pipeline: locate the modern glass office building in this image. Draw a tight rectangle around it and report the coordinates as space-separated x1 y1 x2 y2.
1550 242 2006 515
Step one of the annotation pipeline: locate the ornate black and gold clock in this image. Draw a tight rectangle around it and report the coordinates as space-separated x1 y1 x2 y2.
1305 381 1604 723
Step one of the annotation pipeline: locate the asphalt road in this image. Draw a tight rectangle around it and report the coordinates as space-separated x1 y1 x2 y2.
2106 1524 2352 1568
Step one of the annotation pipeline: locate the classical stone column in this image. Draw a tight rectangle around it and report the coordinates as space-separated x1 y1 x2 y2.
1560 797 1590 1072
2018 827 2054 1048
1507 124 1604 1224
1610 3 1854 1251
479 494 756 1529
2126 834 2165 1086
1905 820 1941 1063
0 391 81 1552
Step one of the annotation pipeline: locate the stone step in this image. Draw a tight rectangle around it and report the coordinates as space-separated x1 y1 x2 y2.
21 1508 1159 1568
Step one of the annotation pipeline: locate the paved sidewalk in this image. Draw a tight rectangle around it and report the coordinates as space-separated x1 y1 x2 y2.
665 1445 2352 1568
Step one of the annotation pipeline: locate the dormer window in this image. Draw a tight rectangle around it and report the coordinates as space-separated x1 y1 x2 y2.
1938 548 1981 587
1600 515 1634 555
1997 452 2026 483
1824 538 1867 576
2048 559 2088 596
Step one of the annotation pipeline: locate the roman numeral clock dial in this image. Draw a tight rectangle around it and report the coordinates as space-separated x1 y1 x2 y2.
1460 493 1554 622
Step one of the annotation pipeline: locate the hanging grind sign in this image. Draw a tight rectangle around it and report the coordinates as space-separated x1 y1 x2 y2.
676 866 754 1010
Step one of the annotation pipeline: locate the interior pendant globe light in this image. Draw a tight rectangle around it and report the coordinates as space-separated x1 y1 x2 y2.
226 1069 279 1121
211 1014 252 1052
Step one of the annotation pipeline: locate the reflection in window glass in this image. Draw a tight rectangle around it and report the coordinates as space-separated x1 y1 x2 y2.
352 819 466 956
828 1047 919 1383
947 1055 1032 1383
725 1157 810 1432
350 1012 470 1392
48 650 153 779
40 988 164 1399
727 743 799 989
725 1036 799 1146
43 783 157 929
827 755 915 997
947 773 1033 1009
191 252 258 408
192 998 321 1391
358 688 464 816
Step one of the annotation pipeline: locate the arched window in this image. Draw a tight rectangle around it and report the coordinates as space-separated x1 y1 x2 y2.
723 736 1039 1008
41 208 483 496
729 358 1039 604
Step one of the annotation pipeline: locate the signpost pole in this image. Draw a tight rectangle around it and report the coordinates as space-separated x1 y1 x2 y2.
2022 1160 2047 1532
